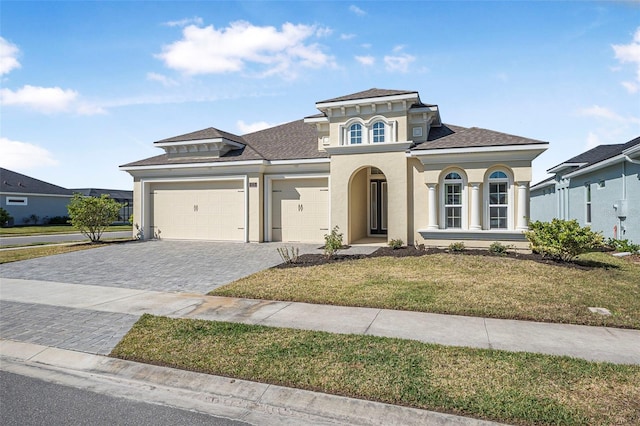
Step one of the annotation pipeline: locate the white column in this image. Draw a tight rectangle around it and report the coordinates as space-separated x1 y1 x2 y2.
470 183 481 230
427 183 438 229
516 182 529 230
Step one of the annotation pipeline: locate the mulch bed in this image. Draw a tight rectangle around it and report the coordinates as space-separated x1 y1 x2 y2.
274 246 620 270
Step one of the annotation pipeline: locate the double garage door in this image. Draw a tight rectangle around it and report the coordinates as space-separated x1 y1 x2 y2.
150 180 245 241
148 177 329 242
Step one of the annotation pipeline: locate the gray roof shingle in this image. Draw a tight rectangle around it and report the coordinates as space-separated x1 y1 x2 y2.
0 168 73 195
413 126 547 150
154 127 246 145
550 136 640 173
317 88 418 104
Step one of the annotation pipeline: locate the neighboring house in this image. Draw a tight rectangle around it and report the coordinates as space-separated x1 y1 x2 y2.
530 136 640 243
121 88 548 248
72 188 133 222
0 168 73 225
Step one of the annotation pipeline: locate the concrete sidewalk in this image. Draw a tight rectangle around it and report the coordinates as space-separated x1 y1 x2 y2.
2 278 639 365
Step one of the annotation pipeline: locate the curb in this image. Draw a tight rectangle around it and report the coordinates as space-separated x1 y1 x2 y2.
0 340 504 426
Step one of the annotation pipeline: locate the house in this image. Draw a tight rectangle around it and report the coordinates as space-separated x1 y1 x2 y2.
72 188 133 222
530 136 640 242
0 168 73 225
120 88 548 248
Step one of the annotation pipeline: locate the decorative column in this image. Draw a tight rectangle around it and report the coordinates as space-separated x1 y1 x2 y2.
516 182 529 230
427 183 438 229
470 183 481 230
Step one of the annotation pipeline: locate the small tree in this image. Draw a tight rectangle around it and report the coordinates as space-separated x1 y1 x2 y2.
0 207 12 227
67 194 122 243
525 219 603 262
324 226 343 259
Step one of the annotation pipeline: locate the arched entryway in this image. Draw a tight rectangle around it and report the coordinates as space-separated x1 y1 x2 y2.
348 167 388 243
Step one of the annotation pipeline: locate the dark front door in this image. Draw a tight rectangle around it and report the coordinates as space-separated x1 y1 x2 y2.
370 180 387 235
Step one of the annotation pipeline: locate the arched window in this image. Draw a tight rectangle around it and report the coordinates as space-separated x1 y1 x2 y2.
444 172 463 228
488 171 509 229
372 121 385 143
349 123 362 144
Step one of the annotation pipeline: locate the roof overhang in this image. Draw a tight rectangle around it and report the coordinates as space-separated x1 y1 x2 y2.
546 162 587 174
315 92 419 110
155 137 245 158
303 115 329 124
409 143 548 164
324 141 413 155
564 154 626 179
530 178 556 191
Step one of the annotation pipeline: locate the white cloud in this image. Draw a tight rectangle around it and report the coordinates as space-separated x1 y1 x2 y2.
579 105 640 124
349 5 366 16
340 33 356 40
355 55 375 66
0 85 77 113
384 53 415 73
157 21 335 78
147 72 178 87
612 27 640 93
0 37 21 75
0 137 58 169
316 27 333 38
392 45 406 53
163 16 203 28
237 120 274 134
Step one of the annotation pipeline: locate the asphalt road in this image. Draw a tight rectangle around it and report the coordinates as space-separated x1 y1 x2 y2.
0 231 132 247
0 371 250 426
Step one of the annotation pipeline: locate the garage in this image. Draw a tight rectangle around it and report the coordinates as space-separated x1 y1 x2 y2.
271 178 329 242
150 180 245 241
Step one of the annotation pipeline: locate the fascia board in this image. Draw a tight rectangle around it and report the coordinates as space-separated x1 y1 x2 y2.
0 192 73 198
269 158 330 165
119 159 268 172
410 145 548 164
623 143 640 156
316 92 419 109
303 116 329 124
546 162 586 174
324 142 413 155
564 154 624 179
530 180 555 190
410 143 548 157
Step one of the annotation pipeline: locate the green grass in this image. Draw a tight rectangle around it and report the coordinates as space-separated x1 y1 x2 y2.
0 239 133 264
0 224 132 236
211 252 640 329
112 314 640 426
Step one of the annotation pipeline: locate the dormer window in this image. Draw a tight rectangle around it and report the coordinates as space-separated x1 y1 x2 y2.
372 121 385 143
349 123 363 145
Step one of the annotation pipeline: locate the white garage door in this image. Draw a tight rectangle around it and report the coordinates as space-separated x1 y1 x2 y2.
151 180 245 241
271 178 329 243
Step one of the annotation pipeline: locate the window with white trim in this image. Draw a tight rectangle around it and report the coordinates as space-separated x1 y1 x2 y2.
6 196 28 206
349 123 362 144
372 121 385 143
585 183 592 224
488 171 508 229
444 172 462 228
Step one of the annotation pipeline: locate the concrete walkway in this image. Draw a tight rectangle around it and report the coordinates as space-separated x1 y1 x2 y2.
2 278 638 365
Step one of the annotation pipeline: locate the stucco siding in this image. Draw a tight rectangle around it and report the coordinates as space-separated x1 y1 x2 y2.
1 194 71 225
530 185 557 222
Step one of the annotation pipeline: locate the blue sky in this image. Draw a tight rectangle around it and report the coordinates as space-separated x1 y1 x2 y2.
1 1 639 190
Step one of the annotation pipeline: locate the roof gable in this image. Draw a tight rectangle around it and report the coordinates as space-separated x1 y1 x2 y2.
316 88 418 104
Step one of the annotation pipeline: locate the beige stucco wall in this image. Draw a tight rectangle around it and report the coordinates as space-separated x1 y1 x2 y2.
409 158 427 243
247 173 263 242
331 151 408 244
349 168 368 242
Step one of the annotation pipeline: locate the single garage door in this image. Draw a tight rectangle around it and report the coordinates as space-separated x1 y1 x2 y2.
150 180 245 241
271 178 329 242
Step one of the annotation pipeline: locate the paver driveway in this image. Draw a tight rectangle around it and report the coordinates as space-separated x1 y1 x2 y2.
0 240 332 294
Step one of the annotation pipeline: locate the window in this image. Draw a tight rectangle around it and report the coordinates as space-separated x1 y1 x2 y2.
586 183 592 223
444 172 462 228
412 127 423 137
598 180 605 189
488 171 508 229
6 196 28 205
372 121 385 143
349 123 362 144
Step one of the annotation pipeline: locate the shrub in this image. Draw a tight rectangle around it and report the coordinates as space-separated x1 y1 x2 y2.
277 246 300 264
448 242 465 252
67 194 123 243
489 241 512 256
0 207 12 227
47 215 70 225
606 238 640 254
388 239 403 249
525 219 604 262
324 226 343 258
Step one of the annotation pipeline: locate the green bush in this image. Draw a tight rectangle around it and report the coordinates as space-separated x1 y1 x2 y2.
67 194 123 243
0 207 12 227
47 215 70 225
388 239 404 249
606 238 640 254
448 242 465 252
525 219 603 262
324 226 343 258
489 241 512 256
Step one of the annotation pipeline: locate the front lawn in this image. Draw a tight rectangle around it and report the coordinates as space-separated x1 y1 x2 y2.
211 251 640 329
0 240 132 264
112 315 640 426
0 224 132 236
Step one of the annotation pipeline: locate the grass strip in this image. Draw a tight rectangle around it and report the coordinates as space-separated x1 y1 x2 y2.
0 241 127 264
0 224 132 236
112 314 640 426
211 252 640 329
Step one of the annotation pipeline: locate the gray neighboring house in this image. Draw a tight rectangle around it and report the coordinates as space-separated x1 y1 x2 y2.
530 136 640 243
72 188 133 222
0 168 73 225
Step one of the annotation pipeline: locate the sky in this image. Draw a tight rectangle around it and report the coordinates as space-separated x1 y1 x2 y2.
1 0 639 190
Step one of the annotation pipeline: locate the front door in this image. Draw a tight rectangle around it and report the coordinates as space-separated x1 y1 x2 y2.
370 180 387 235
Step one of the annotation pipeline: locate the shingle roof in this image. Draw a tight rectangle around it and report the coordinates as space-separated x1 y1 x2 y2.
413 126 547 150
154 127 246 145
317 88 418 104
549 136 640 174
0 168 73 195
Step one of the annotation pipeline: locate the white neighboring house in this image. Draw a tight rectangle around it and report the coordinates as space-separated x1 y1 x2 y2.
530 136 640 243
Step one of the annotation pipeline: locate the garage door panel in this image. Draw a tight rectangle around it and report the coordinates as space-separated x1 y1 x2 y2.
271 178 329 243
151 181 244 241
